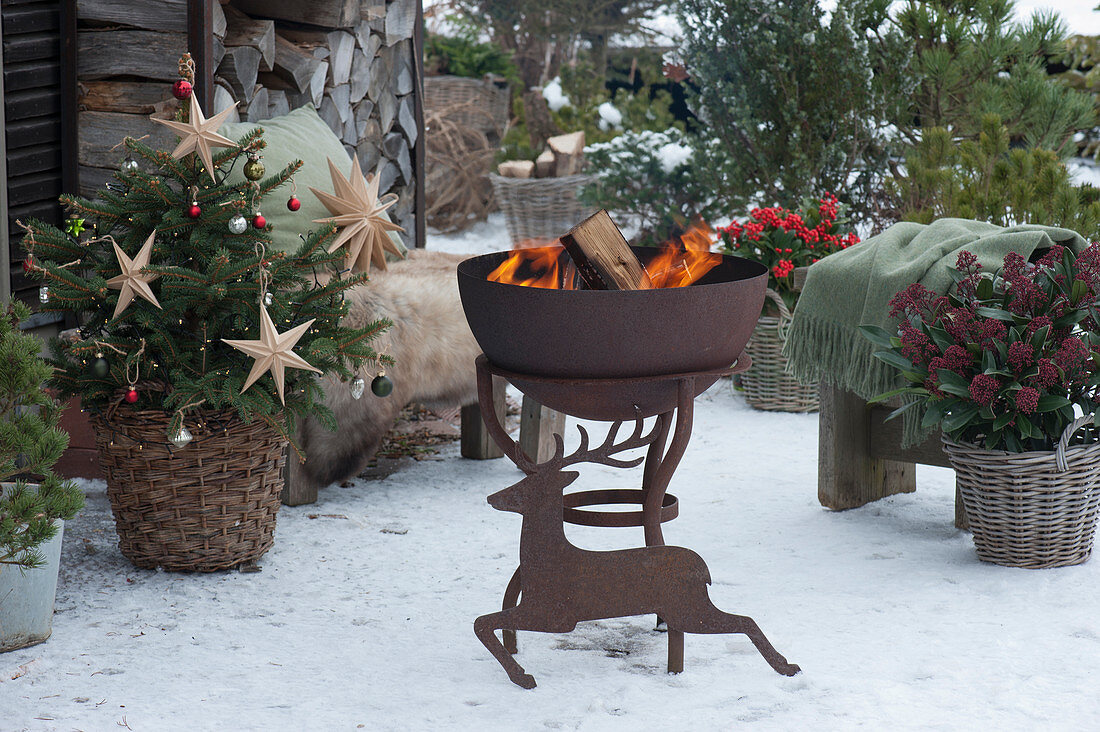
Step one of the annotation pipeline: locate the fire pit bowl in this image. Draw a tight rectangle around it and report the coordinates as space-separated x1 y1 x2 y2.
458 246 768 420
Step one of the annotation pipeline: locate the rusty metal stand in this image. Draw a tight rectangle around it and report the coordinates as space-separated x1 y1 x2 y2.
474 355 799 688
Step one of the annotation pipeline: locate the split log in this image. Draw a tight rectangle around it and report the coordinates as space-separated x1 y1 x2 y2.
385 0 417 46
212 77 240 123
547 131 585 177
498 160 535 179
233 0 359 29
560 210 651 290
394 47 414 96
211 0 227 39
79 80 173 114
327 31 356 86
244 86 269 122
212 35 226 68
77 29 185 81
377 93 396 135
272 35 328 107
219 45 262 102
223 6 275 72
329 84 351 124
535 149 555 178
382 131 404 159
349 50 371 103
319 94 341 134
268 89 290 118
397 95 417 148
76 0 186 33
394 143 413 186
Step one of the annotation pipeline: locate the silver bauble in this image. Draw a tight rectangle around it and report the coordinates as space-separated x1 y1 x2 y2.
38 286 49 303
168 424 193 448
350 376 366 400
228 214 248 234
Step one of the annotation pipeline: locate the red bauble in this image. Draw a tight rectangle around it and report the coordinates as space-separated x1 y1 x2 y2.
252 213 267 229
22 257 33 273
187 203 202 219
124 388 139 404
286 196 301 212
172 79 193 100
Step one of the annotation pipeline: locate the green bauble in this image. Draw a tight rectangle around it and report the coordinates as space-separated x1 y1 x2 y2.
371 373 393 397
92 356 110 378
243 158 265 181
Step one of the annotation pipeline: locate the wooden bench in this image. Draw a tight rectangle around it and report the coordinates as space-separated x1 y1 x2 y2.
792 267 967 529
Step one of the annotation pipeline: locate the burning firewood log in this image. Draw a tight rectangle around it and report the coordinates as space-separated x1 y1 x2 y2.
560 210 651 291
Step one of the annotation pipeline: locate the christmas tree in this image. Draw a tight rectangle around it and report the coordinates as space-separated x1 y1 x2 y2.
0 299 84 571
21 54 387 453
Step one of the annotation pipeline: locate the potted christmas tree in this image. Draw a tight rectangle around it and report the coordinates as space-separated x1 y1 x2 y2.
22 55 387 571
1 299 84 652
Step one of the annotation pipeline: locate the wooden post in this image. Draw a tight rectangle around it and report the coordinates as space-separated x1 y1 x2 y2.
461 375 506 459
817 382 915 510
518 396 565 464
280 421 318 506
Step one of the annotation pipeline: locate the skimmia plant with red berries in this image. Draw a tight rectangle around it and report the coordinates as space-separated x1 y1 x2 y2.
861 246 1100 453
716 193 859 311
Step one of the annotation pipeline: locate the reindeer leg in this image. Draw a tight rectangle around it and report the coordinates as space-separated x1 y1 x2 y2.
675 606 800 676
474 607 538 689
501 565 522 654
667 629 684 673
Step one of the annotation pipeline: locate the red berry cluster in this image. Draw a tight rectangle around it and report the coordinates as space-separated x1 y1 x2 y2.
716 193 859 301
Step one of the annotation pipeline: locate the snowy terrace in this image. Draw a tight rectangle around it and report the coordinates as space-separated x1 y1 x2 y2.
4 216 1100 730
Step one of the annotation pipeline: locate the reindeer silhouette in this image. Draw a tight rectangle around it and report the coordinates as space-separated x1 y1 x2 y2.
474 419 800 689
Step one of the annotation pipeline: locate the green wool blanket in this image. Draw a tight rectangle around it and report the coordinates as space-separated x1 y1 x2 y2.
782 218 1088 446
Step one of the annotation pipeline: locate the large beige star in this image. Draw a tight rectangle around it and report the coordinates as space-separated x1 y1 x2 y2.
221 304 323 405
106 231 161 318
310 157 405 274
151 94 238 183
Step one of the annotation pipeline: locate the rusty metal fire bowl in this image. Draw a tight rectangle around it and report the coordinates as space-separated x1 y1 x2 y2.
457 246 768 419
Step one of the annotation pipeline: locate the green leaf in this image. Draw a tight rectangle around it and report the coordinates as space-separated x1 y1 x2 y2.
977 277 994 300
872 350 918 373
993 412 1014 430
858 325 897 349
928 326 954 352
1072 278 1087 305
974 306 1015 321
867 386 925 403
884 399 921 422
982 349 997 373
942 403 981 433
1036 394 1071 412
921 399 946 429
1017 414 1034 439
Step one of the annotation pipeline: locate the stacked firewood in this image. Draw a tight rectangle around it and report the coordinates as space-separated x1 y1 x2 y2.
496 132 586 179
76 0 420 246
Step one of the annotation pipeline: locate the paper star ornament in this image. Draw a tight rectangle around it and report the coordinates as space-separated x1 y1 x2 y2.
310 157 405 274
222 305 323 405
106 231 162 318
150 94 238 183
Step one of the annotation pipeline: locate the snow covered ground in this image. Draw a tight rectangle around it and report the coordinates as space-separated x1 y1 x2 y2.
5 217 1100 730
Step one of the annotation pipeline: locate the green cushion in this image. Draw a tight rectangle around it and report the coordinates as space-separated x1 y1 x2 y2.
219 105 408 260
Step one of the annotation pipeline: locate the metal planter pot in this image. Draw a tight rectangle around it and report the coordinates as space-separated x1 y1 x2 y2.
0 482 64 652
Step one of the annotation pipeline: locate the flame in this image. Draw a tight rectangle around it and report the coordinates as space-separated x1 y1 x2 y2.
486 220 722 290
643 219 722 289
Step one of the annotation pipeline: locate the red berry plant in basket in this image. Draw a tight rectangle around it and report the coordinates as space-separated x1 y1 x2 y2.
861 246 1100 453
716 193 860 311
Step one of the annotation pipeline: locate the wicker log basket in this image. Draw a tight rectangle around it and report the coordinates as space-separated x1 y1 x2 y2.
942 414 1100 569
91 408 286 572
424 75 511 144
489 174 595 244
740 289 819 412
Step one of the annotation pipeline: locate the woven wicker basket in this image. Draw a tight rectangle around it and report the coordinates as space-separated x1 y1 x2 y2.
92 409 286 572
740 289 819 412
489 174 595 244
943 414 1100 569
424 75 511 142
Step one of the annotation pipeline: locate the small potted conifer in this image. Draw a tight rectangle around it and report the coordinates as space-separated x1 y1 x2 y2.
0 299 84 652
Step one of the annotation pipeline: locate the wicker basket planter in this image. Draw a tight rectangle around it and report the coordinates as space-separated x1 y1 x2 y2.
740 290 818 412
92 409 286 572
942 415 1100 569
489 174 595 244
424 75 511 143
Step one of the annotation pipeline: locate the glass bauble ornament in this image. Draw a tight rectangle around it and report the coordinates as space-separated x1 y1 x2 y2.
350 376 366 400
243 157 265 181
168 424 193 448
228 214 248 234
371 373 393 397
